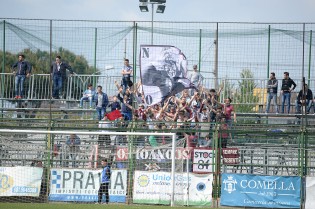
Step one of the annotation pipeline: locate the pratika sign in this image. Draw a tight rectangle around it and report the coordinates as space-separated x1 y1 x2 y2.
220 173 301 208
49 169 127 203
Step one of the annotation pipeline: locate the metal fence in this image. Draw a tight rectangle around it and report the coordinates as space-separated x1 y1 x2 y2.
1 18 315 206
1 73 314 113
1 19 315 82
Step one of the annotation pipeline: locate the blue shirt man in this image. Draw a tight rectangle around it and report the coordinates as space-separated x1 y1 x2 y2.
98 159 111 204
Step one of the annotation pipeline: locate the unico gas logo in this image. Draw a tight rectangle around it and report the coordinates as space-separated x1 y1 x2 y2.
0 174 14 193
138 175 149 187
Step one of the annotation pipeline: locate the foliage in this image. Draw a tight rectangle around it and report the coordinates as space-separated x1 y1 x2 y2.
220 78 235 103
0 47 96 74
234 69 259 113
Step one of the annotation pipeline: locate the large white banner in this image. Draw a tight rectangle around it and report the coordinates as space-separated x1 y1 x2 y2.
49 169 127 202
133 171 212 206
306 177 315 209
140 45 194 105
0 167 43 196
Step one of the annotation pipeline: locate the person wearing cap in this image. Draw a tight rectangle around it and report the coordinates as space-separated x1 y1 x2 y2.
79 83 95 109
189 64 204 96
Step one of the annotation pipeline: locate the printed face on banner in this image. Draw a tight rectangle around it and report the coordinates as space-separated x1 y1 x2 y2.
140 45 188 105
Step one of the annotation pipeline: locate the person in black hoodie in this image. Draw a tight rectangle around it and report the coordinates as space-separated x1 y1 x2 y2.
295 84 313 114
281 72 296 114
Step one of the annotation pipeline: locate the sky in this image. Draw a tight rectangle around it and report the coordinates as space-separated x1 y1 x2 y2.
1 0 315 23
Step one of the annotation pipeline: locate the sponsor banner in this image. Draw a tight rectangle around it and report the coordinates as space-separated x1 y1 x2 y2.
136 147 192 160
306 177 315 209
193 148 215 173
133 171 212 206
0 167 43 197
221 173 301 208
222 148 240 164
49 169 127 202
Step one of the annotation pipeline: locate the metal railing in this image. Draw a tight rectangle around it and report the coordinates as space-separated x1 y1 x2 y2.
1 73 311 106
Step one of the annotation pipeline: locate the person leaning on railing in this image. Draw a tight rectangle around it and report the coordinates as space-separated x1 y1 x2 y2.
295 84 313 114
11 54 32 99
50 55 74 99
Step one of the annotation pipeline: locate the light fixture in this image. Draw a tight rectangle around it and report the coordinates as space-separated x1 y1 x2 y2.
150 0 166 3
156 4 166 13
139 0 166 44
139 2 149 12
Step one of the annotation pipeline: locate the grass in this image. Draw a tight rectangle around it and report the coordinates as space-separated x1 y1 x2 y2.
0 203 239 209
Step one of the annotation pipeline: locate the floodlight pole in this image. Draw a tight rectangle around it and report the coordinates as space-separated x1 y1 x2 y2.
151 3 154 45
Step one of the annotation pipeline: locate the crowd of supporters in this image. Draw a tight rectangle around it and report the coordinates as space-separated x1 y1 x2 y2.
94 75 235 149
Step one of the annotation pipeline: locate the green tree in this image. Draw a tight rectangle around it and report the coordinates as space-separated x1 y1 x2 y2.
0 48 96 99
0 47 96 74
234 69 259 113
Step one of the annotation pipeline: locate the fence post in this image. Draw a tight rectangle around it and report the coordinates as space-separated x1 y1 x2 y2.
214 23 218 89
308 30 312 86
267 25 270 78
94 27 97 74
1 20 5 117
302 23 305 87
212 123 220 207
198 29 202 71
